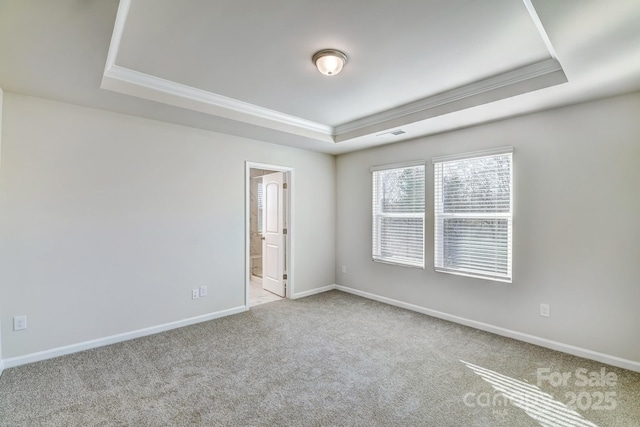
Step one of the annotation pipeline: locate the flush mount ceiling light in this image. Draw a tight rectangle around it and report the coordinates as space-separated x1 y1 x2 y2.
312 49 348 76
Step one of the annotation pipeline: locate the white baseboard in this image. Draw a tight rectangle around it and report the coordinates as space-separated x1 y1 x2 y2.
4 286 637 374
335 285 640 373
2 305 247 370
291 284 337 300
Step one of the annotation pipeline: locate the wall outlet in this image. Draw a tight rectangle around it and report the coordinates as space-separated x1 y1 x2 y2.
199 286 208 297
13 315 27 331
192 289 200 300
540 304 550 318
341 265 347 274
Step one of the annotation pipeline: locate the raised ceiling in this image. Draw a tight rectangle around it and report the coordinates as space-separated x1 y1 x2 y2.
117 0 550 126
103 0 567 144
1 0 639 154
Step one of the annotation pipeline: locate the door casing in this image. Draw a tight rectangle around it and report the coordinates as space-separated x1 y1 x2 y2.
245 162 294 307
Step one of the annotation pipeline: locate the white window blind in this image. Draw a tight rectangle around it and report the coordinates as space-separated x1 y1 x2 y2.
433 148 513 282
372 162 425 268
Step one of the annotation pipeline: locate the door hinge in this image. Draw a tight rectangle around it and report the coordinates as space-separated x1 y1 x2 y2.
283 228 288 235
283 273 288 280
283 183 288 189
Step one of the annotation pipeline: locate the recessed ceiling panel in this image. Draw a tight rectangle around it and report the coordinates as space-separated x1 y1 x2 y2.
116 0 551 126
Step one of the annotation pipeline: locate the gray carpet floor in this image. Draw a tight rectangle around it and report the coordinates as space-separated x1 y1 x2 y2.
0 290 638 426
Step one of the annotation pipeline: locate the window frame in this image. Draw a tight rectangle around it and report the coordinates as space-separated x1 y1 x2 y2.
432 147 514 282
371 161 426 269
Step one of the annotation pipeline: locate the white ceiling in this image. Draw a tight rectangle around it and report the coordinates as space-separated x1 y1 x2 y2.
1 0 639 154
118 0 550 126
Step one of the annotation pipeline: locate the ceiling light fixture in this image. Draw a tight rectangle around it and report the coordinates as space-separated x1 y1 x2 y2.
312 49 348 76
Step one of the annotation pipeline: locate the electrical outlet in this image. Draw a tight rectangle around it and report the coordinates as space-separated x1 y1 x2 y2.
13 315 27 331
199 286 208 297
540 304 550 318
192 289 200 300
341 265 347 274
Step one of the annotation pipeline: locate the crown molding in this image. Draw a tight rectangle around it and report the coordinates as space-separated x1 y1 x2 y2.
332 0 565 140
103 0 131 75
334 58 566 140
522 0 559 60
102 65 334 141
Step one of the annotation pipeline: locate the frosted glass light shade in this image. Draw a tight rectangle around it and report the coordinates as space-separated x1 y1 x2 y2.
312 49 347 76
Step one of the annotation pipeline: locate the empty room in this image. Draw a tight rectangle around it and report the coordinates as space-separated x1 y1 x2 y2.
1 0 639 425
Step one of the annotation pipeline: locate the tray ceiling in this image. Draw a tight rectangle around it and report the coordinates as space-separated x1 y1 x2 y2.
102 0 567 145
115 0 551 126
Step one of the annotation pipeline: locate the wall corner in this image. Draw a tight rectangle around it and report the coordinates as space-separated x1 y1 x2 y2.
0 85 4 374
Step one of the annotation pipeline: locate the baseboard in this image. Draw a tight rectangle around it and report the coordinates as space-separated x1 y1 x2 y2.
0 359 4 377
335 285 640 373
291 284 337 300
2 305 247 370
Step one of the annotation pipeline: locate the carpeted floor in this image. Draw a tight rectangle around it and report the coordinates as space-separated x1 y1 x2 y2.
0 290 638 426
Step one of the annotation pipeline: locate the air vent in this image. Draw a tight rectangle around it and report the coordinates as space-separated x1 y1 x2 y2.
377 129 406 139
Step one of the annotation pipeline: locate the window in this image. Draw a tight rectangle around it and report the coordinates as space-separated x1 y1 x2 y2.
257 181 264 233
433 147 513 282
372 162 425 268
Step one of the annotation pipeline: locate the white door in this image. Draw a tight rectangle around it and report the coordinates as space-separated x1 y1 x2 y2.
262 172 286 297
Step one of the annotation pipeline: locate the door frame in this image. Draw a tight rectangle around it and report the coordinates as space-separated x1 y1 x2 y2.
245 161 294 307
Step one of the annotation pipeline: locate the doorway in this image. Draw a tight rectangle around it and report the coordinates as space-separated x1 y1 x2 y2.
245 162 293 307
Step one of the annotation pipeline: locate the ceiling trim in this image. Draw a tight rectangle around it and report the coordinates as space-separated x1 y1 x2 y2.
522 0 559 60
102 65 335 141
333 58 566 141
103 0 131 75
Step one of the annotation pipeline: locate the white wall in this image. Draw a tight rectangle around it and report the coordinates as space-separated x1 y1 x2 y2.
0 93 336 360
336 92 640 364
0 87 4 375
2 90 638 369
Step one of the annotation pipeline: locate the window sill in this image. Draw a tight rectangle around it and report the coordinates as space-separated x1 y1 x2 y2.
435 268 511 283
373 258 425 269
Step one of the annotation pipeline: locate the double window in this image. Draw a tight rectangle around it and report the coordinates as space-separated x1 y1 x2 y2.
433 147 513 282
371 162 425 268
371 148 513 283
